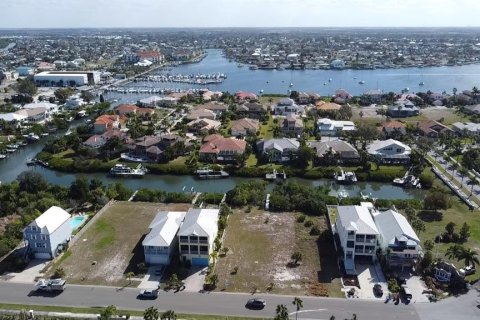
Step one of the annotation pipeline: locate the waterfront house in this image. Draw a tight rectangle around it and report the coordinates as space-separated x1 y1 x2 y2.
387 101 419 118
199 134 247 162
94 115 124 134
317 118 355 136
186 108 216 121
367 139 411 164
372 208 422 270
178 208 220 267
230 118 259 136
83 129 128 149
274 98 303 115
363 89 383 103
256 138 300 163
281 113 304 136
139 96 178 108
463 104 480 115
379 120 406 136
143 211 186 265
115 104 138 116
315 101 342 113
334 203 379 275
14 107 48 124
202 90 223 101
187 118 221 134
16 66 34 76
330 59 346 69
236 102 267 120
197 102 228 117
334 89 353 103
235 91 258 102
452 122 480 136
307 139 360 164
417 120 453 138
23 206 72 260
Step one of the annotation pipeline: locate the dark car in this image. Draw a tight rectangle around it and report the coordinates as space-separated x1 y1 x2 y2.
246 298 266 310
373 284 383 297
138 289 158 299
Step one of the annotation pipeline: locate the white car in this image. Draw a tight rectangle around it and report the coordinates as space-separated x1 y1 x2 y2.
139 289 158 299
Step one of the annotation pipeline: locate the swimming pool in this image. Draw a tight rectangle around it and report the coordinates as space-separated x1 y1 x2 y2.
70 216 87 230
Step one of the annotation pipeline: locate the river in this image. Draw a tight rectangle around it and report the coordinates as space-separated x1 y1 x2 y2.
103 49 480 106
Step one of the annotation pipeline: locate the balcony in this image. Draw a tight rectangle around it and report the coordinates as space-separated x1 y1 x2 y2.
347 234 355 240
180 249 189 254
199 239 208 244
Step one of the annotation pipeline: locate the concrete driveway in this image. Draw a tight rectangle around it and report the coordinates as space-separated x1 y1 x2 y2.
0 259 49 283
405 275 429 303
138 266 164 289
182 266 207 292
355 263 388 300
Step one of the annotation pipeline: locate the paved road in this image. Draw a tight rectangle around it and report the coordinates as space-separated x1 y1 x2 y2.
0 282 421 320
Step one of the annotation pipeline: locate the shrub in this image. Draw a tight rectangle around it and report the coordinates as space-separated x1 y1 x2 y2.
388 278 400 293
310 226 321 236
304 220 313 227
53 267 65 279
296 215 306 223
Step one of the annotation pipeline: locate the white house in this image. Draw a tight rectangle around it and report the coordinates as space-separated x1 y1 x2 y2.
372 209 422 270
317 118 355 136
366 139 411 163
178 208 219 267
335 203 379 275
143 211 186 265
23 206 72 259
452 122 480 136
274 98 304 115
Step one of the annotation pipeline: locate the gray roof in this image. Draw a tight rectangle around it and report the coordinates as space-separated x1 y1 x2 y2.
307 140 359 158
337 205 379 235
257 138 300 153
373 209 420 248
142 211 186 247
178 208 219 239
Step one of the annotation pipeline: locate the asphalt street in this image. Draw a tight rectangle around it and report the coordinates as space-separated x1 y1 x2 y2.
0 282 421 320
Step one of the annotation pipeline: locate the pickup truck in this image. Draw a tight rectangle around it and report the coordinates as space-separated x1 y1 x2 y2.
35 278 66 292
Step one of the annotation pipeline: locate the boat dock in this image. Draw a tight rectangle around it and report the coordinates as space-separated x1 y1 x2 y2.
265 168 287 180
431 166 478 209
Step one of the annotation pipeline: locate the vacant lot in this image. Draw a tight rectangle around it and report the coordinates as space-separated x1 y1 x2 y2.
56 201 191 287
215 208 342 297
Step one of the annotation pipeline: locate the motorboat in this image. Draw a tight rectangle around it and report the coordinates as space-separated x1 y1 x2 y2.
109 164 147 178
194 167 229 179
334 169 357 184
358 80 366 84
337 189 349 199
419 81 425 86
393 174 421 189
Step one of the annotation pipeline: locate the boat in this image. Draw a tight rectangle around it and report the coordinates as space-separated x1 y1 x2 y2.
194 167 229 179
359 80 366 84
337 189 349 199
419 81 425 86
26 158 38 166
334 169 357 184
289 82 293 87
249 65 258 70
0 154 7 159
26 133 40 141
65 128 72 136
265 168 287 181
237 64 243 68
37 160 49 167
109 163 147 178
41 133 49 137
360 191 378 202
66 116 74 122
5 148 16 153
393 173 421 189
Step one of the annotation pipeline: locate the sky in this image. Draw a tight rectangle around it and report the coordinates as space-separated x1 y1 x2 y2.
2 0 480 29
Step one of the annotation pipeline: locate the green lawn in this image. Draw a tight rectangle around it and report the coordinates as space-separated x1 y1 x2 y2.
259 114 277 139
0 303 264 320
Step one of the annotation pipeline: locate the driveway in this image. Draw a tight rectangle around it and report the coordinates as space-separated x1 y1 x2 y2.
138 266 164 289
405 275 429 303
355 263 388 300
0 259 49 283
182 266 207 292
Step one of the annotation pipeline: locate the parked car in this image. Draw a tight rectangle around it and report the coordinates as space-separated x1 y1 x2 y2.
460 265 476 276
400 285 412 302
139 289 158 299
373 283 383 297
245 298 266 310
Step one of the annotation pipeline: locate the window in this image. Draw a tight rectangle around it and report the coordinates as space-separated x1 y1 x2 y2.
199 236 208 243
200 245 209 254
190 236 198 243
180 245 189 253
190 245 199 254
31 234 36 240
396 148 402 153
40 235 47 240
35 243 46 248
347 241 354 248
31 226 37 231
179 236 188 242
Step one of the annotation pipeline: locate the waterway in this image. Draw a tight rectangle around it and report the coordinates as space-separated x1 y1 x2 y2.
103 49 480 106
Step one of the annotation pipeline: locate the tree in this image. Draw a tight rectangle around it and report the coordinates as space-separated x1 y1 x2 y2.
274 304 289 320
168 273 180 290
144 307 159 320
291 251 303 265
69 177 90 203
411 219 425 234
54 87 74 103
445 222 456 237
99 94 105 103
53 267 65 278
292 297 303 320
99 305 116 320
405 206 416 223
450 162 459 180
459 223 470 242
125 271 135 285
458 247 479 267
445 244 463 260
296 144 314 168
423 191 449 211
356 122 378 149
16 78 37 96
459 167 469 186
160 310 177 320
80 90 95 103
469 177 478 197
424 240 434 251
16 171 48 194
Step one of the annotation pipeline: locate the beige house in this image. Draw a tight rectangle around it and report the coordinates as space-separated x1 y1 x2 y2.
231 118 259 136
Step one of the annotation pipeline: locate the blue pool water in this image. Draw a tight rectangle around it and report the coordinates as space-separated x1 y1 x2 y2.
70 216 87 230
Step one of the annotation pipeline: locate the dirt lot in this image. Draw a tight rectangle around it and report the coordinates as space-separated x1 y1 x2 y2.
215 208 343 297
55 201 191 287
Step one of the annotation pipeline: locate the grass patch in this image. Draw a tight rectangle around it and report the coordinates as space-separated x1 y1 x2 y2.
94 218 115 250
259 114 277 139
245 154 258 167
0 303 263 320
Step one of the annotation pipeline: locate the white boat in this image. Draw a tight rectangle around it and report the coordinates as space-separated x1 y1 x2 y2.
359 80 366 84
393 174 421 189
337 189 349 199
109 164 147 178
65 128 72 136
195 167 229 179
419 81 425 86
26 133 40 141
334 169 357 184
289 82 293 87
0 154 7 159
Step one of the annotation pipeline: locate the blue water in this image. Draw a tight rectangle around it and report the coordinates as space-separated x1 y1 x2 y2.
104 49 480 106
70 216 86 230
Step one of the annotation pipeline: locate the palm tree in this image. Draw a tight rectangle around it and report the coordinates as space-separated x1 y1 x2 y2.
274 304 289 320
459 167 469 186
450 162 458 180
143 307 159 320
469 177 478 197
209 251 218 264
458 247 479 268
160 310 177 320
125 271 135 285
445 244 464 260
292 297 303 320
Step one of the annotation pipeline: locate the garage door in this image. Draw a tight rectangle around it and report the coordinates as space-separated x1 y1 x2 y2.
34 252 52 259
191 258 209 266
146 255 169 265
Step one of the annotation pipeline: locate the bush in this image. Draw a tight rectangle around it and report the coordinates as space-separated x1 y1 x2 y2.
388 278 400 293
304 220 313 227
296 215 306 223
419 171 434 189
310 226 321 235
